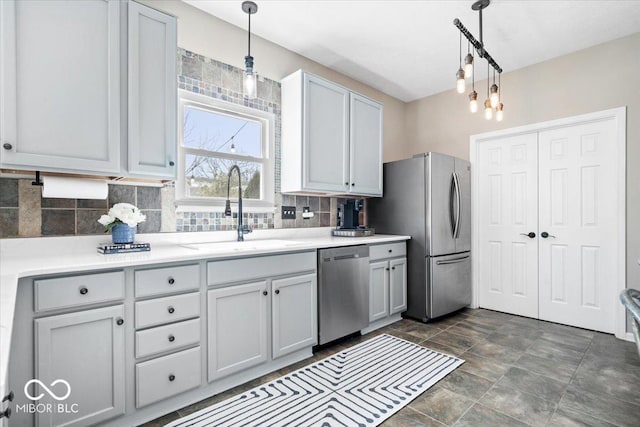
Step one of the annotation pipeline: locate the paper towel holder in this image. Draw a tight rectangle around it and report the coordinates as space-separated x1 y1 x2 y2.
32 171 43 187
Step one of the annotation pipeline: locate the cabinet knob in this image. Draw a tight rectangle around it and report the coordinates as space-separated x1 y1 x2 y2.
168 277 175 285
345 182 349 185
385 268 390 271
168 374 175 382
2 143 12 150
0 408 11 419
169 161 175 167
275 289 280 295
168 335 175 342
79 287 88 295
262 291 268 296
388 249 393 253
392 266 396 270
168 306 175 314
116 318 124 326
2 391 14 403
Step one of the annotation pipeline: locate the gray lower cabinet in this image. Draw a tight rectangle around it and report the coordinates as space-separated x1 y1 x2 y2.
368 242 408 327
369 260 390 322
272 273 317 359
34 305 126 427
207 281 269 382
389 258 408 315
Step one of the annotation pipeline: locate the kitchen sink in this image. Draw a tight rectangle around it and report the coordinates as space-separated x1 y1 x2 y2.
179 239 308 253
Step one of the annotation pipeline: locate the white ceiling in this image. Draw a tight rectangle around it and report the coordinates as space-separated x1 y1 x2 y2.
184 0 640 102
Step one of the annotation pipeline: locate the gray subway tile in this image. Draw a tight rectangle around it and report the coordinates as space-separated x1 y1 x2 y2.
136 187 161 210
138 210 161 234
41 210 75 235
108 184 136 206
77 210 105 235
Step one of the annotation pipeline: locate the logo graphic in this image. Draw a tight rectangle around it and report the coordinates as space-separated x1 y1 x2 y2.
24 379 71 401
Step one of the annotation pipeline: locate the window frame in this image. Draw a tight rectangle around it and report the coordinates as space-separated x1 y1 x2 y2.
176 90 275 210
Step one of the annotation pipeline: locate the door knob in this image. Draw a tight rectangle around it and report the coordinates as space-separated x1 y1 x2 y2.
520 232 536 239
541 232 556 239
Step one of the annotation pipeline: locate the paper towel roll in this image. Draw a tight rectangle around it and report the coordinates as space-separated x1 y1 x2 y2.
41 176 108 200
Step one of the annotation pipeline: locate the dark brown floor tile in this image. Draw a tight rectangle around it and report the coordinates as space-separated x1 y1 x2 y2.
428 314 465 329
457 351 511 382
140 410 181 426
559 383 640 426
409 386 474 425
498 367 566 404
538 330 592 352
438 370 493 400
0 208 18 237
381 406 446 427
448 323 491 339
464 316 503 330
486 331 538 352
400 323 443 341
422 339 468 357
429 330 485 351
572 353 640 406
498 322 544 338
454 403 529 427
41 209 75 235
480 383 556 427
388 318 421 331
387 330 425 344
468 342 523 364
548 407 617 427
587 334 640 367
0 178 18 207
538 321 595 340
526 338 585 364
513 353 578 383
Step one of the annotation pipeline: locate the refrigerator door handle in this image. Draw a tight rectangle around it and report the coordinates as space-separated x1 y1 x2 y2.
435 254 470 265
453 172 461 239
449 173 456 238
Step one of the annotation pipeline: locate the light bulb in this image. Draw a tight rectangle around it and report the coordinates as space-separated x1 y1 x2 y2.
490 84 499 108
469 90 478 113
456 68 465 94
243 55 257 99
484 99 492 120
496 102 504 122
230 143 236 153
464 53 473 78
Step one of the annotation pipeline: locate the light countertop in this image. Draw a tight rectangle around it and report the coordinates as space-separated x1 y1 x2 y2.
0 227 409 397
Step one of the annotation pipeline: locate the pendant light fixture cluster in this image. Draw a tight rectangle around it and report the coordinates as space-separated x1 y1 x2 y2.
454 0 503 121
242 1 258 99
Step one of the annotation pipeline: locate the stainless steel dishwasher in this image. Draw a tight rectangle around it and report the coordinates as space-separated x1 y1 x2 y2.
318 245 369 345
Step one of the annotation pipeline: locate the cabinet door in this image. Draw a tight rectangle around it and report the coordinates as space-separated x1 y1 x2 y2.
207 282 268 381
127 1 177 178
349 93 383 196
369 261 389 322
303 73 350 192
0 0 120 174
35 305 125 427
272 274 317 359
389 258 408 315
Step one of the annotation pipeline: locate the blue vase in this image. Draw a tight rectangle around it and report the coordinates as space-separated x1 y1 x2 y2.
111 223 136 244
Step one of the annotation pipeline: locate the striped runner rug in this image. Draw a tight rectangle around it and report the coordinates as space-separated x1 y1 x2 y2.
167 334 464 427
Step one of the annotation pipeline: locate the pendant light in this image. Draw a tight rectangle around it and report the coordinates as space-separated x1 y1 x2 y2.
489 69 499 108
484 62 492 120
468 51 478 113
456 32 466 93
242 1 258 99
496 73 504 121
464 42 474 78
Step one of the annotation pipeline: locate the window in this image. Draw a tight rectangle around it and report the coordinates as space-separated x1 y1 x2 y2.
177 90 274 208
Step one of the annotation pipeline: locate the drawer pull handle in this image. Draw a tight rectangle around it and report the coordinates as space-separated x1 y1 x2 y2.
388 249 393 253
2 391 13 403
275 289 280 295
0 408 11 419
168 335 175 342
168 374 175 382
168 277 175 285
79 287 88 295
116 318 124 326
262 291 268 296
168 306 175 314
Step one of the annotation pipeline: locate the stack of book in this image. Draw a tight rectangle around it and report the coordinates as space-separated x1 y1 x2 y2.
97 242 151 254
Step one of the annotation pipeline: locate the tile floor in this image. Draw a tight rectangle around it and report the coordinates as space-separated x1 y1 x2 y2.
144 309 640 427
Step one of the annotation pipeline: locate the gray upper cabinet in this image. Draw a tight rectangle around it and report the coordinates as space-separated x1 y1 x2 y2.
0 0 121 174
35 305 126 427
0 0 177 180
127 1 177 179
281 70 383 196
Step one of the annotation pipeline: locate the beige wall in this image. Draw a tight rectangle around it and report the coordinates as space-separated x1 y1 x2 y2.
405 33 640 294
141 0 408 162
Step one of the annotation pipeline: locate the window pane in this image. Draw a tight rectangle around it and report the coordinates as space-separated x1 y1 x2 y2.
183 106 262 157
185 154 262 200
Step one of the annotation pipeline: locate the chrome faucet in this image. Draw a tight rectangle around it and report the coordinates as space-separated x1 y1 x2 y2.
225 165 252 241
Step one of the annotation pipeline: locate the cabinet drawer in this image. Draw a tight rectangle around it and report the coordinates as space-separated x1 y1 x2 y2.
208 251 316 286
136 346 201 407
135 292 200 329
136 318 200 359
34 271 124 312
369 242 406 261
135 264 199 298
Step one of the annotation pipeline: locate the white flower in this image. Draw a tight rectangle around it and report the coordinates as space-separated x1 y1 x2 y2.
97 203 146 229
98 214 114 227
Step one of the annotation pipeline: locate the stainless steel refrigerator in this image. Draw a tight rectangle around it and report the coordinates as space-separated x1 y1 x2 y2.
368 152 472 321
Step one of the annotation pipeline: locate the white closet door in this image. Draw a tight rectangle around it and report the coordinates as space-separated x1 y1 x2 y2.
478 133 539 318
538 120 618 333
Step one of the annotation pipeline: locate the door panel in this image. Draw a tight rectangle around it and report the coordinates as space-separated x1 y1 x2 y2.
369 261 389 322
426 153 456 256
538 120 618 333
349 93 383 195
429 253 472 318
389 258 407 315
478 133 539 318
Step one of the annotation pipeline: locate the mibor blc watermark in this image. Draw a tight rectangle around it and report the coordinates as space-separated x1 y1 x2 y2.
16 379 79 415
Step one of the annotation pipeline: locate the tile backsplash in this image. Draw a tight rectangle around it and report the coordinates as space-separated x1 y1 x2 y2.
0 48 347 238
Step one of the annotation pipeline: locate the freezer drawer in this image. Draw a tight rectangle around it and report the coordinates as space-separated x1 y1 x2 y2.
428 253 472 318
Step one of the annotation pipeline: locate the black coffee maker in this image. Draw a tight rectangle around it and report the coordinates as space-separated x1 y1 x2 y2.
337 199 364 229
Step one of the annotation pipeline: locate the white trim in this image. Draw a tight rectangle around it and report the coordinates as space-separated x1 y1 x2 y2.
176 90 275 207
625 332 636 343
470 107 626 337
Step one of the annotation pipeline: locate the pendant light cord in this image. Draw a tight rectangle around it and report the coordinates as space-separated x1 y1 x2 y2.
248 8 251 57
459 32 462 67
